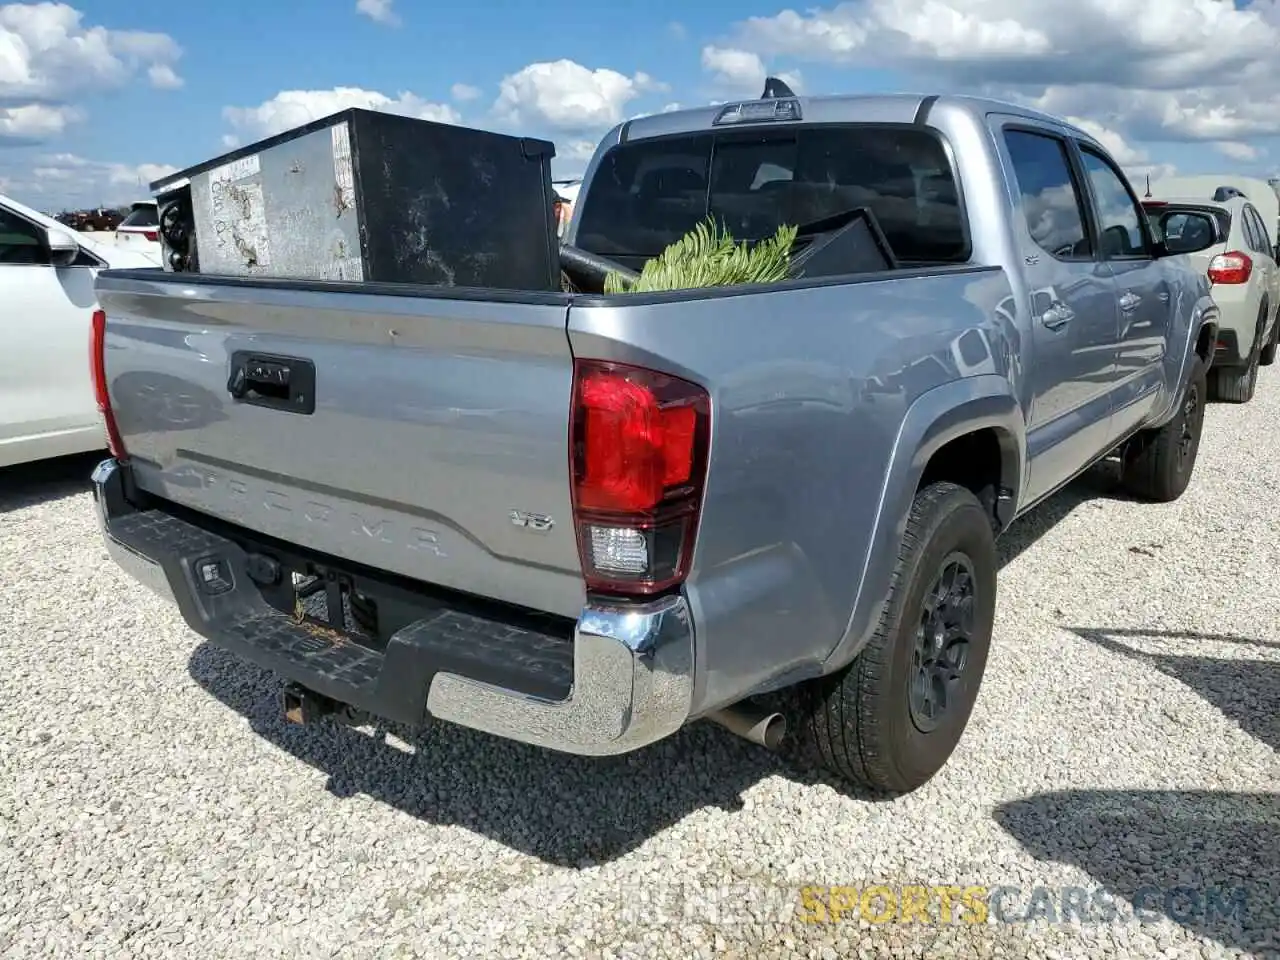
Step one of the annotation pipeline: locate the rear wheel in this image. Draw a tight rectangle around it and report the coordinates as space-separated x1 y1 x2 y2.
1122 357 1207 502
796 482 997 795
1211 308 1266 403
1259 308 1278 367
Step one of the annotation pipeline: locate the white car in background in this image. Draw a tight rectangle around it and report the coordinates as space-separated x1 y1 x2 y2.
114 199 163 262
553 179 581 237
1 192 159 469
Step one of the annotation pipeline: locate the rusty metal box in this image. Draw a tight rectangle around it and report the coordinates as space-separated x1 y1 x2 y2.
150 109 560 291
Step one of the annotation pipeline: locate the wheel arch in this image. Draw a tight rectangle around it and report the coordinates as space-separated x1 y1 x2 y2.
821 375 1024 674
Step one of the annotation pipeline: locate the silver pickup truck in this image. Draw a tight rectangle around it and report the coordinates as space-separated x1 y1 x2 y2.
90 93 1220 795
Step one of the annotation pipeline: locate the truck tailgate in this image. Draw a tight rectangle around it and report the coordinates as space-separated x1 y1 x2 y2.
95 272 586 619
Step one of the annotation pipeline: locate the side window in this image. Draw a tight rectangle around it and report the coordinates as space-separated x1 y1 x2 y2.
1002 129 1091 261
1240 207 1262 254
1245 206 1271 255
1077 146 1152 259
1260 209 1278 253
0 207 49 266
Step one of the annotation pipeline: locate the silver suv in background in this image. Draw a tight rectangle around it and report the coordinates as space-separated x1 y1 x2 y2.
1144 195 1280 403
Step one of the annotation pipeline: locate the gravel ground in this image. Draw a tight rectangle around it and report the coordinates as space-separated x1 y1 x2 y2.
2 378 1278 960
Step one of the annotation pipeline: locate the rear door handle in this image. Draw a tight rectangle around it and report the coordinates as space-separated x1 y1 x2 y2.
1041 301 1075 331
1119 292 1142 312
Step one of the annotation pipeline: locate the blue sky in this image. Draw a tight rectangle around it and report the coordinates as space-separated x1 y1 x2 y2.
2 0 1278 210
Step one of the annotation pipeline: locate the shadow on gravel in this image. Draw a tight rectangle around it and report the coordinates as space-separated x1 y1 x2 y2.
1066 627 1280 753
187 643 877 866
993 789 1280 956
996 627 1280 955
0 451 103 514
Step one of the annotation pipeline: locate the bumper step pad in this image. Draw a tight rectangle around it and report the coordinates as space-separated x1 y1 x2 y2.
106 507 575 725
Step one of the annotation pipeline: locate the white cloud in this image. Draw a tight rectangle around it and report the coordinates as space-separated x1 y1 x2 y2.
561 139 599 162
722 0 1277 171
223 87 461 141
451 82 481 102
0 103 82 141
0 3 182 143
1064 116 1146 166
0 3 182 102
701 45 802 96
492 59 666 133
355 0 399 26
148 64 183 90
0 152 178 209
668 21 688 41
701 46 766 91
733 0 1274 83
1215 141 1262 162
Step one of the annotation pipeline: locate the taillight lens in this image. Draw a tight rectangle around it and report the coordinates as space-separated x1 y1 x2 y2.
1208 251 1252 284
90 309 127 459
143 230 159 243
570 359 710 596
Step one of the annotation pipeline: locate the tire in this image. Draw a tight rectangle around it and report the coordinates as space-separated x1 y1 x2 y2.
1211 308 1265 403
796 482 997 795
1259 308 1278 367
1121 357 1207 502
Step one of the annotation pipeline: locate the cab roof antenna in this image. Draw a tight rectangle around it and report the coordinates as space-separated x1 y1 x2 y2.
761 76 797 99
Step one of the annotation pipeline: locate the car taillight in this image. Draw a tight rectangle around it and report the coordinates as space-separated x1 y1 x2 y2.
144 230 159 243
1208 251 1252 284
90 309 127 459
569 359 710 596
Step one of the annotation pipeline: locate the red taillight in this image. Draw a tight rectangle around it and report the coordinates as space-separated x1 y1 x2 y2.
1208 251 1252 284
143 230 159 243
570 359 710 596
90 309 127 459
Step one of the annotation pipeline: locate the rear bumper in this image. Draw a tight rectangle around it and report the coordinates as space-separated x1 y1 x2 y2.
91 458 694 756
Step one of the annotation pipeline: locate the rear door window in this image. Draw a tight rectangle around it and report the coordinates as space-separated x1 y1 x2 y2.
1243 205 1270 256
574 124 968 268
119 206 159 228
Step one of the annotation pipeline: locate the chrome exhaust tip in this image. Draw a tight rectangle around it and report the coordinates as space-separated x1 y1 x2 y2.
707 702 787 751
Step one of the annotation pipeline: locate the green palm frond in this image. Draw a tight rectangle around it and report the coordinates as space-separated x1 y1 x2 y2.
605 218 798 294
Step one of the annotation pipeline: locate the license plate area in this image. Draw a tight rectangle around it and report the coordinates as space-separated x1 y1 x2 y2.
251 554 452 652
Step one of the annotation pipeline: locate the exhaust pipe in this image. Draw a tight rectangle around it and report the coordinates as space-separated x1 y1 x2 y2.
707 702 787 751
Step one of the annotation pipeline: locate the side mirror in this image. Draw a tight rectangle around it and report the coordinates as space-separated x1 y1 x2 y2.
44 226 81 267
1157 211 1217 256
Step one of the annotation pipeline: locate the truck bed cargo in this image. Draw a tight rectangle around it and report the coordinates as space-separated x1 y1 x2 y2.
149 108 560 291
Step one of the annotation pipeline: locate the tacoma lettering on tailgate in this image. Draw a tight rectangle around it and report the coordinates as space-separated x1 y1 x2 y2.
166 463 448 558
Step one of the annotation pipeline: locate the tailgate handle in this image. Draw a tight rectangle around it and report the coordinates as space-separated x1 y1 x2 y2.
227 352 316 415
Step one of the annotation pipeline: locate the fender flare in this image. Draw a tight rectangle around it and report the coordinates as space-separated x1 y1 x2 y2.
1151 295 1219 427
821 374 1026 673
